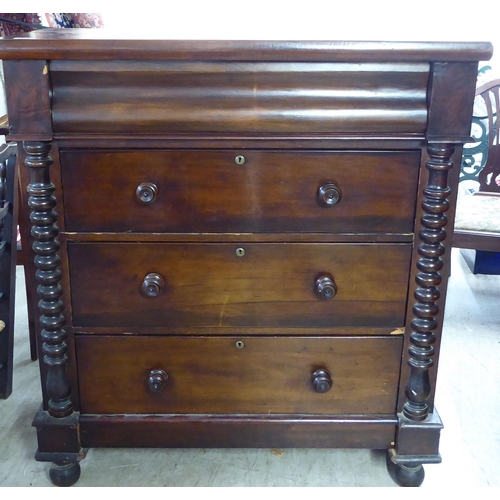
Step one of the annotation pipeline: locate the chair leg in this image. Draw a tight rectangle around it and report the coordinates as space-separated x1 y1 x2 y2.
0 147 18 398
17 170 38 361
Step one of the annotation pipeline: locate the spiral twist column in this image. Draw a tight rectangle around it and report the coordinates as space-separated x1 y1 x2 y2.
403 143 454 422
24 141 72 418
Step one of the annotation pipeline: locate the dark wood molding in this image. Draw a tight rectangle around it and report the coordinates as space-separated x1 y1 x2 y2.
0 33 492 61
427 62 480 139
394 411 443 460
453 230 500 251
80 414 397 449
32 407 84 460
2 60 52 139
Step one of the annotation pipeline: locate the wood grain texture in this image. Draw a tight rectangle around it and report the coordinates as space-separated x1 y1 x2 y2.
62 232 415 244
68 242 412 328
2 60 52 139
0 33 493 62
60 149 420 234
32 408 83 458
76 335 403 415
79 414 397 449
69 326 405 337
427 62 479 140
56 137 427 149
0 35 489 481
453 230 500 252
51 61 428 134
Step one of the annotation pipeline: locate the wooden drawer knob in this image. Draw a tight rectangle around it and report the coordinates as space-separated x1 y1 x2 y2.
312 369 332 393
142 273 165 297
136 182 158 203
318 183 341 207
314 274 337 299
148 369 168 393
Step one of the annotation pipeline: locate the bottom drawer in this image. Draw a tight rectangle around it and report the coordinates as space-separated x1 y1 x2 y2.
76 336 403 415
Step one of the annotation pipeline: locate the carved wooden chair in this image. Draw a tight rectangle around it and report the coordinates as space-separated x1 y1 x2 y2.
0 116 37 369
0 141 17 398
453 79 500 264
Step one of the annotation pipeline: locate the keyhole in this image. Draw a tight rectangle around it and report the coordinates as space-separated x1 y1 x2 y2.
235 248 245 257
235 155 246 165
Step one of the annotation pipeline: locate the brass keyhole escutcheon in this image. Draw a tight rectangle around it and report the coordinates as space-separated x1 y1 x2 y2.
235 341 245 349
235 155 246 165
235 248 245 257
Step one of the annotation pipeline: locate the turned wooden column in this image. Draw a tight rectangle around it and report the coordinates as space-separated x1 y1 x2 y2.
24 141 72 418
403 143 454 421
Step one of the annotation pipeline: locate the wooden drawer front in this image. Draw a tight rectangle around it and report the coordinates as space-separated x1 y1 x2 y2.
61 150 420 234
76 335 403 415
68 242 411 329
51 61 428 134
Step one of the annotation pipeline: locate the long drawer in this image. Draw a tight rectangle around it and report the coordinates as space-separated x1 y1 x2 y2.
68 242 411 329
51 60 429 135
76 335 403 415
60 150 420 234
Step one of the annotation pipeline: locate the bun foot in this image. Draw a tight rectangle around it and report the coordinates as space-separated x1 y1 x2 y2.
49 461 81 487
386 453 425 487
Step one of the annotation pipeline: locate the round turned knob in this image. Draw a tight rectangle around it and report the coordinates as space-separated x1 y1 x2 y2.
318 183 341 207
148 369 168 393
136 182 158 203
314 275 337 299
142 273 165 297
312 369 332 393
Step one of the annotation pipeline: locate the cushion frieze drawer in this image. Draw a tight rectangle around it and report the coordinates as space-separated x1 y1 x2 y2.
75 335 403 415
51 60 429 135
60 149 420 234
68 242 412 329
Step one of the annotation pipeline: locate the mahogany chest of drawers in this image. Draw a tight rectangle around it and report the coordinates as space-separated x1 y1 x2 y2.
0 31 492 486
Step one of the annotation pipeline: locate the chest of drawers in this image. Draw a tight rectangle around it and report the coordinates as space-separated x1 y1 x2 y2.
0 31 492 487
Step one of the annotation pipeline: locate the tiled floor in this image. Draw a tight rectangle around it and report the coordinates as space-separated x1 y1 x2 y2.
0 248 499 487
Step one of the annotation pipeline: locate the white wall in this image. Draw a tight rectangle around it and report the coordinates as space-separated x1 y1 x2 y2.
101 2 498 72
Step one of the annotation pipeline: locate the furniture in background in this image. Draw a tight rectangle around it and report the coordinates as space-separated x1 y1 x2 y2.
454 79 500 271
0 116 38 364
0 13 104 36
0 31 492 487
0 141 17 398
0 10 104 361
